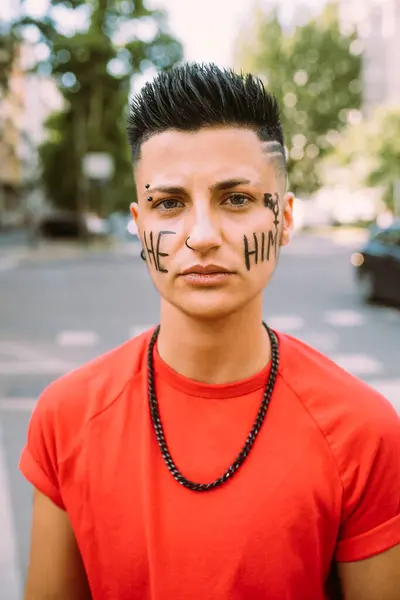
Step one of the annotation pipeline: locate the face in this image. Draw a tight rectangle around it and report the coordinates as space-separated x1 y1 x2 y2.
131 127 294 320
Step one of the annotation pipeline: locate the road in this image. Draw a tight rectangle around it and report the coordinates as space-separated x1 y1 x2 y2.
0 231 399 598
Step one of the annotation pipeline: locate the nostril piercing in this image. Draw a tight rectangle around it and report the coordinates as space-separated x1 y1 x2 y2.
185 237 194 250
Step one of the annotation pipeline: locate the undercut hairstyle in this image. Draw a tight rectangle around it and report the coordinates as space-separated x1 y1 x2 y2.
127 62 286 183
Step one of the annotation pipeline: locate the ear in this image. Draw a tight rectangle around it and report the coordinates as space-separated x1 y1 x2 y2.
280 192 295 247
129 202 140 236
130 201 139 223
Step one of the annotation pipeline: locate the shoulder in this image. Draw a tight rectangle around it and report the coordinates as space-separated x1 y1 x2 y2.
277 331 400 478
30 328 154 462
278 331 399 427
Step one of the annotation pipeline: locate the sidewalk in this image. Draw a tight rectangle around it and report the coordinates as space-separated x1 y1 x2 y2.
0 237 142 270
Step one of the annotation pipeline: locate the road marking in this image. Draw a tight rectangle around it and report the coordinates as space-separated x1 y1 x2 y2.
0 342 76 375
266 315 305 332
56 330 99 347
129 325 154 339
0 398 37 412
0 421 22 599
0 342 48 362
300 330 340 352
324 309 366 327
0 361 76 375
330 353 383 376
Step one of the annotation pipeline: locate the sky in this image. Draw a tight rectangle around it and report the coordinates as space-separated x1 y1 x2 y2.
1 0 327 68
148 0 326 66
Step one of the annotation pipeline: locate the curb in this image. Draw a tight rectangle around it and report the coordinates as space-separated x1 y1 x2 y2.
0 241 142 270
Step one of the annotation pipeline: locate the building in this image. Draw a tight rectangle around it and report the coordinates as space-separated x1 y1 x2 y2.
0 44 24 227
0 42 63 228
338 0 400 115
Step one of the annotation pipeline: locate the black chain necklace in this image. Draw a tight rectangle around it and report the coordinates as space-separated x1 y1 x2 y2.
147 322 279 492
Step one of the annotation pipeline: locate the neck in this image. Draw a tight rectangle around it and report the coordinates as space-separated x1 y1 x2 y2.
157 297 270 384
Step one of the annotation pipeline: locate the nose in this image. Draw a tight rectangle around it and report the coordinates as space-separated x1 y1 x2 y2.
186 207 222 254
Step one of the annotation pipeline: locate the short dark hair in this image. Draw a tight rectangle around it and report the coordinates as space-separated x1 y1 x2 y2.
127 62 286 177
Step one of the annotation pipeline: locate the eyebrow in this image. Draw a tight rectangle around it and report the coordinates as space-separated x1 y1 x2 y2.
145 178 254 196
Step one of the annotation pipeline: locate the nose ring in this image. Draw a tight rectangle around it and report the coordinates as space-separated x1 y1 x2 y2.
185 236 194 250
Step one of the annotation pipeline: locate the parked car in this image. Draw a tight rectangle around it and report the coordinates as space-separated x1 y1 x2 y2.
34 211 109 240
351 220 400 304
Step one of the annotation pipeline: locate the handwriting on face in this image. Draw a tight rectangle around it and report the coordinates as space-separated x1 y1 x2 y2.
141 191 281 273
142 230 176 272
243 192 280 271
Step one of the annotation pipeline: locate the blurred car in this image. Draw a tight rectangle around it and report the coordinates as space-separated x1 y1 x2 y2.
351 220 400 304
34 211 109 240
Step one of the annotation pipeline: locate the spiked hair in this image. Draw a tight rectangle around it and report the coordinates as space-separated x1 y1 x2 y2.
127 62 286 178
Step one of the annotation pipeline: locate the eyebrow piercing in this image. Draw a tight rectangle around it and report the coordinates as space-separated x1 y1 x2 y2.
145 184 150 189
147 196 152 202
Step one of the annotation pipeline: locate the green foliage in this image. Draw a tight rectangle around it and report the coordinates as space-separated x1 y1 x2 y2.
236 2 362 196
322 107 400 212
0 24 19 93
11 0 183 213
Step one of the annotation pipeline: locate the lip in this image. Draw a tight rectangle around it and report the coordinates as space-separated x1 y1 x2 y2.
180 264 233 275
180 272 234 286
179 265 235 287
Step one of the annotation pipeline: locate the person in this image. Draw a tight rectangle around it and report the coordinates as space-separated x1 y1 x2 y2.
20 63 400 600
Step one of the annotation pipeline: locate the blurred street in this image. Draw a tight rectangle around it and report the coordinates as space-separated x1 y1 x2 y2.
0 230 399 597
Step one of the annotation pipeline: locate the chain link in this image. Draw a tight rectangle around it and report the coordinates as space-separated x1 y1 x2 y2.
148 322 279 492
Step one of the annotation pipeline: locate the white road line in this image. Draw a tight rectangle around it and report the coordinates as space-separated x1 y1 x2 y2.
330 353 383 376
0 421 22 599
300 330 340 352
0 342 50 362
129 325 154 339
266 315 305 332
56 330 99 347
324 309 366 327
0 398 37 412
0 361 76 375
0 342 76 375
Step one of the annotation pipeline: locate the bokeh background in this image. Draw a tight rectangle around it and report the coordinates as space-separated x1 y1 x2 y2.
0 0 399 597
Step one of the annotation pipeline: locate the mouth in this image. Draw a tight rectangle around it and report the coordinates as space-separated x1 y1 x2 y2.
180 264 233 276
179 265 235 286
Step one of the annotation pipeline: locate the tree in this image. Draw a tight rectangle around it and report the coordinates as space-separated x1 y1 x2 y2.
0 25 18 93
235 2 362 197
320 106 400 213
11 0 183 214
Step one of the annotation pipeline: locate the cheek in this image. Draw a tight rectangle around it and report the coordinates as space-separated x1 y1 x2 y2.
141 228 178 274
239 226 281 272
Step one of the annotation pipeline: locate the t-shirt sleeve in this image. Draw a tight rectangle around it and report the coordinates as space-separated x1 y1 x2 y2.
335 395 400 562
19 382 66 510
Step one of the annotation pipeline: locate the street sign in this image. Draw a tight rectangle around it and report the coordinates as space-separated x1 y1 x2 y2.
83 153 114 181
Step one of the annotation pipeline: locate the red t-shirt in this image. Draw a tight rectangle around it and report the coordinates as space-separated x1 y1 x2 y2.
20 329 400 600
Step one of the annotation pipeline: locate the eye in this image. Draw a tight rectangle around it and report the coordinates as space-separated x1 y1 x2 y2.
224 193 252 208
155 198 184 211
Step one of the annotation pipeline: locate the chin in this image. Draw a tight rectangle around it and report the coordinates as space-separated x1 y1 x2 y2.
168 288 255 321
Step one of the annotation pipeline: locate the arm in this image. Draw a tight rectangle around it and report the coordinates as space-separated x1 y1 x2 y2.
24 489 92 600
338 544 400 600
